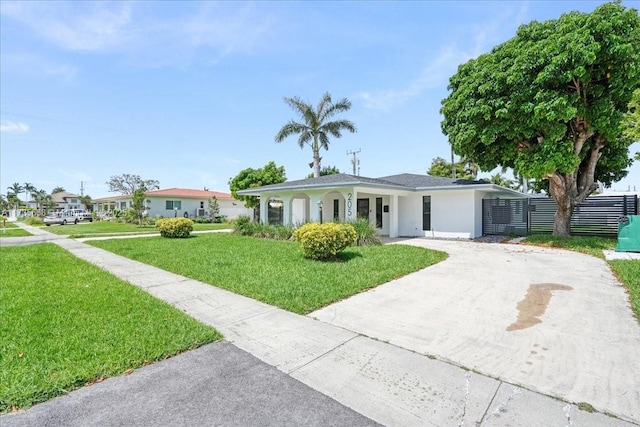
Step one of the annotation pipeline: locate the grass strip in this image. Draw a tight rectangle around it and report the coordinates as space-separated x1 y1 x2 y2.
89 233 447 314
609 260 640 319
43 221 230 236
0 244 221 413
0 225 31 237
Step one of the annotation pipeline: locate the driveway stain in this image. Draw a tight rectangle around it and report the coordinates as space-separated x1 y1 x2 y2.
507 283 573 331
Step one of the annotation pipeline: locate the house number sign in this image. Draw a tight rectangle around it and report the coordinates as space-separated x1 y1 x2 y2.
347 193 353 216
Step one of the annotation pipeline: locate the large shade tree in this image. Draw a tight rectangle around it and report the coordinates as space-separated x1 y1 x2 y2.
106 174 159 195
623 88 640 160
441 2 640 235
275 92 356 178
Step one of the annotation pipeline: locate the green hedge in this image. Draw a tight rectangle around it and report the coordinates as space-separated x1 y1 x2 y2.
156 217 193 238
293 222 356 260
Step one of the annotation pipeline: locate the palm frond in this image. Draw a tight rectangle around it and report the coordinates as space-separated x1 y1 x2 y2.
275 121 309 143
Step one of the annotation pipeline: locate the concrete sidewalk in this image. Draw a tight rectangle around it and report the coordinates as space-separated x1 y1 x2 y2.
4 235 632 426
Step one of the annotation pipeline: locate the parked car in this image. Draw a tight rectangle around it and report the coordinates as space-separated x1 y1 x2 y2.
69 209 93 222
44 211 80 226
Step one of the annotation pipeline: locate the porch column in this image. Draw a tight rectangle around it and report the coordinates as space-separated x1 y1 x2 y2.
389 194 399 238
282 195 292 226
259 196 269 224
310 195 322 222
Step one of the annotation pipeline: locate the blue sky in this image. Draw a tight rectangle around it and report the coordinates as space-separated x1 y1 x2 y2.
1 1 638 199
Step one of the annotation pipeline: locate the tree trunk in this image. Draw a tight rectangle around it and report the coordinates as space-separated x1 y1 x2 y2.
552 200 572 236
312 150 321 178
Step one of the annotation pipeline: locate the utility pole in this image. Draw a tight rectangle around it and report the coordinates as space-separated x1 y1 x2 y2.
80 181 84 196
347 149 361 176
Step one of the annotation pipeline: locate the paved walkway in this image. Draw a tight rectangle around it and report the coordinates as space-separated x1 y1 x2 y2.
2 225 639 426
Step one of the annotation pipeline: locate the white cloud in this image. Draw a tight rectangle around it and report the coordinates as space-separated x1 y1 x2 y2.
1 2 133 52
357 46 472 111
0 121 29 133
357 3 529 112
0 53 77 80
0 2 279 65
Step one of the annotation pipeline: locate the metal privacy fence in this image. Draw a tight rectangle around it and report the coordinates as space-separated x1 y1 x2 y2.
482 195 639 237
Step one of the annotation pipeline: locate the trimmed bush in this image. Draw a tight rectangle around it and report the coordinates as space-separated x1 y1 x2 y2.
293 222 357 260
156 217 193 238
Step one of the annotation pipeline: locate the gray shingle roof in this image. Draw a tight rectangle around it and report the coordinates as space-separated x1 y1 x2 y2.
377 173 482 188
238 172 484 194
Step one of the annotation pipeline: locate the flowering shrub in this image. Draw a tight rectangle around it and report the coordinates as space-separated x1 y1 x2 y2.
156 217 193 238
293 222 356 260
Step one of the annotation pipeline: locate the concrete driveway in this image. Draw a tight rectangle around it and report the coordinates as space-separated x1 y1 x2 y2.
310 239 640 422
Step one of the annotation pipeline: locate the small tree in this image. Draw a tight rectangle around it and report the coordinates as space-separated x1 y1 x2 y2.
229 161 286 220
79 195 93 211
131 185 147 226
208 196 220 221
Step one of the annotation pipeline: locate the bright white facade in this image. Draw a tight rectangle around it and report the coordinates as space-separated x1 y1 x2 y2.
238 173 524 239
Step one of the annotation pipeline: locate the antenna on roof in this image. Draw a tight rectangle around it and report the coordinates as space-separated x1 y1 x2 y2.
347 149 361 176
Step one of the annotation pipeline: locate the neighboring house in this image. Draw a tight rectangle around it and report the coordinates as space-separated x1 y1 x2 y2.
52 191 83 211
93 188 252 219
237 173 525 239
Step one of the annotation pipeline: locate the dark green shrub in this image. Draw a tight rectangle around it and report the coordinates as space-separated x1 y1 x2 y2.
156 217 193 238
233 215 257 236
349 218 382 246
293 222 357 260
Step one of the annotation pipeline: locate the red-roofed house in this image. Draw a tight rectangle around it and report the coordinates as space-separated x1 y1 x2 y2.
93 188 251 219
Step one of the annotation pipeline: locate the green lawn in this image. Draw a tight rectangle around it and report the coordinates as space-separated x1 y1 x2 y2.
0 244 221 413
0 221 31 237
522 234 639 320
89 233 447 314
42 220 231 237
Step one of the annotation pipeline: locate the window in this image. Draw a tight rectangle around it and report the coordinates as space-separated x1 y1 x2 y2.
165 200 182 210
119 201 127 209
376 197 383 228
333 199 339 220
422 196 431 231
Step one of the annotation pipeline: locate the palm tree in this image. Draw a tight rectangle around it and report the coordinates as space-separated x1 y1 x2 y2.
52 186 65 194
275 92 356 178
7 183 23 210
23 182 36 205
33 189 49 216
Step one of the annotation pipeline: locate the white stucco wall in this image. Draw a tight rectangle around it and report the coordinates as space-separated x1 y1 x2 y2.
143 197 251 219
397 190 481 238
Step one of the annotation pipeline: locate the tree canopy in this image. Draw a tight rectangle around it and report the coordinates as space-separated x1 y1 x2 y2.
441 2 640 235
275 92 356 178
228 161 286 210
427 157 476 180
306 165 340 179
106 174 160 195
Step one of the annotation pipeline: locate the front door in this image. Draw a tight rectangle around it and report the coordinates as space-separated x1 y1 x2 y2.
376 197 383 228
